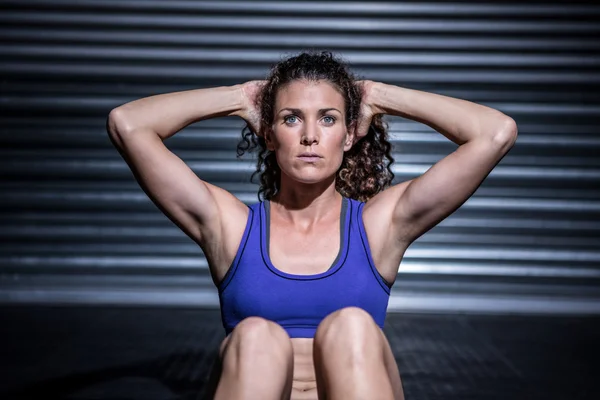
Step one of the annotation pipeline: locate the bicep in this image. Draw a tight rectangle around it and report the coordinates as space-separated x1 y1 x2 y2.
394 130 517 244
110 127 230 245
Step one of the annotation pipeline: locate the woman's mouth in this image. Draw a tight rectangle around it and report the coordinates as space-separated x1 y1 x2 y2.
298 156 321 162
298 153 322 162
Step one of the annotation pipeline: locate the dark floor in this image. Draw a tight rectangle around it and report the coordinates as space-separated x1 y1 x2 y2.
0 306 598 400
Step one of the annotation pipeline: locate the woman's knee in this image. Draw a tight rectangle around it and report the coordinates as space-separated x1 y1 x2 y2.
314 307 379 348
224 317 293 361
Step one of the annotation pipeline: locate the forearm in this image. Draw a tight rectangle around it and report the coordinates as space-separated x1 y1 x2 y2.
108 85 243 141
370 82 515 145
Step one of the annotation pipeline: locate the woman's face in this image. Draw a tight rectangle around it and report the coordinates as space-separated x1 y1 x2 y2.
266 79 354 185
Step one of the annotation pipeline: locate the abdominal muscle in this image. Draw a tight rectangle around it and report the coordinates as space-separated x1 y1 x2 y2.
290 338 319 399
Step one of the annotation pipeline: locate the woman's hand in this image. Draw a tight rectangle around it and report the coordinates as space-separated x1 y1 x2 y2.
237 80 266 135
355 80 385 141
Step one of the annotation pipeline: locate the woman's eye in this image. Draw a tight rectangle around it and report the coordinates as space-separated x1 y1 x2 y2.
284 115 298 124
323 116 336 124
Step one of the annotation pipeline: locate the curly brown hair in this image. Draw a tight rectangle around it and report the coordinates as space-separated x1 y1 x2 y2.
237 50 394 203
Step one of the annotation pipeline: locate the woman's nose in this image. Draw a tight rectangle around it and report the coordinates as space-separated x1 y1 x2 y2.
301 122 319 144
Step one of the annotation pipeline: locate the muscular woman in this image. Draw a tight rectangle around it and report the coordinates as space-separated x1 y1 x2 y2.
106 51 517 400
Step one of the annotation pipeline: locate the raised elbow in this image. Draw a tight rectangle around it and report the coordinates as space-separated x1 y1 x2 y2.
492 117 518 150
107 107 130 137
106 107 137 150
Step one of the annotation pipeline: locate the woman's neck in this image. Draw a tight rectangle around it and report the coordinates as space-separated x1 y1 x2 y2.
270 186 342 228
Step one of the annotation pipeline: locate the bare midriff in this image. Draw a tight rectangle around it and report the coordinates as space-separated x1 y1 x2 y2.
290 337 319 400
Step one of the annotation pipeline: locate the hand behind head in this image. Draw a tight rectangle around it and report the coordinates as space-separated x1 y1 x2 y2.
239 80 267 135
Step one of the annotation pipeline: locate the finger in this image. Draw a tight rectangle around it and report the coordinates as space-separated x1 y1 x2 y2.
357 118 371 139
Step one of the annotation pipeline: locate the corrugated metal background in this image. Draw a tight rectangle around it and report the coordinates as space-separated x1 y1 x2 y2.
1 0 599 314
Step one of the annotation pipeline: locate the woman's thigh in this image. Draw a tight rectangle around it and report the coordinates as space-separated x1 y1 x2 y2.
314 308 404 400
201 319 295 400
199 335 229 400
378 328 405 400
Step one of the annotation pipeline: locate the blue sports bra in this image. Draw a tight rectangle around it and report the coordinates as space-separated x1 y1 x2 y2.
217 196 392 338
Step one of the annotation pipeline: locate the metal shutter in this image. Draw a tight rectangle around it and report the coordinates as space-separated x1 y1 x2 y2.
1 1 599 314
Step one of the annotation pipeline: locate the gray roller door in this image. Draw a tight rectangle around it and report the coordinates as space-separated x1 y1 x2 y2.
1 1 599 314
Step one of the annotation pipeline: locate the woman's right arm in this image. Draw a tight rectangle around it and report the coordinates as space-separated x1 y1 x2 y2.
106 85 249 256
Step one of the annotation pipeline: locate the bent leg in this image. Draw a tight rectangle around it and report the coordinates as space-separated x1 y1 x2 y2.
313 307 404 400
213 317 295 400
378 326 405 400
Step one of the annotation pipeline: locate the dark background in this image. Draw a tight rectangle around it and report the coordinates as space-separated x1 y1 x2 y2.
1 1 599 399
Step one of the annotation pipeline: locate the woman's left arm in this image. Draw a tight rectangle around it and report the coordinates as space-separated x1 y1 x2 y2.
359 80 518 245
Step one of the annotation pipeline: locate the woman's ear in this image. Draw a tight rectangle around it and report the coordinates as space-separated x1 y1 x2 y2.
265 128 276 151
344 122 357 150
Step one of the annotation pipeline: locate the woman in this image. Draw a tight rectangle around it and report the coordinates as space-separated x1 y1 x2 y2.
107 51 517 400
